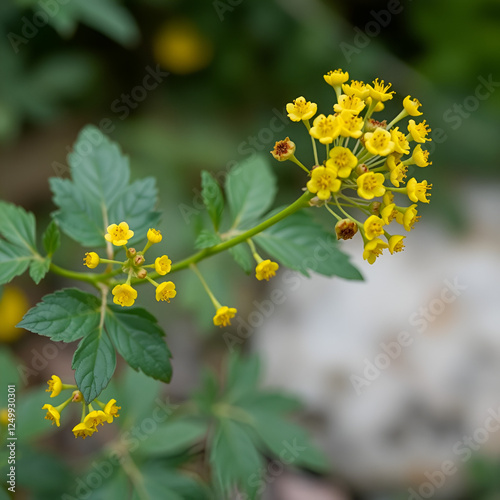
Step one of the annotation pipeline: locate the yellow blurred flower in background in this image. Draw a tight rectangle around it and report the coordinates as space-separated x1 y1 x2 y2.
153 20 213 75
0 285 28 343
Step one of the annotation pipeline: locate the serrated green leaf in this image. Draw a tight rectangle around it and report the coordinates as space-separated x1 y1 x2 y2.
0 200 37 252
50 125 160 247
225 156 277 229
0 240 32 285
17 288 100 342
42 220 61 256
201 170 224 231
193 369 219 415
210 419 264 500
29 257 51 284
72 325 116 403
254 211 362 280
195 229 222 249
228 243 253 274
137 420 208 456
237 392 302 415
105 306 172 383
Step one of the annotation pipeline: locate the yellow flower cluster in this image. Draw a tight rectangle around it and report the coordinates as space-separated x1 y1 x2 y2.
42 375 120 439
272 69 433 264
84 223 176 306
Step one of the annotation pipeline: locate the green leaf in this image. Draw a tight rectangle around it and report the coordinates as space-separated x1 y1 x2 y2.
248 410 330 473
225 353 261 403
105 306 172 384
0 240 32 285
254 211 363 280
135 464 210 500
50 125 159 247
225 156 277 229
210 419 264 500
0 200 37 252
72 325 116 403
201 170 224 231
73 0 140 47
18 288 100 342
29 257 51 284
228 243 253 274
195 229 222 249
42 220 61 256
137 419 208 456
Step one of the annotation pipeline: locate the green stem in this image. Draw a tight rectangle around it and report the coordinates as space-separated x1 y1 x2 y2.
131 191 314 284
303 119 319 165
190 264 221 310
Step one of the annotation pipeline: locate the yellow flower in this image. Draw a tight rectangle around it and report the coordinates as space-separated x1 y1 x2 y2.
342 80 370 99
388 235 406 254
337 111 364 139
406 178 432 203
397 204 420 231
46 375 63 398
103 399 121 423
363 215 385 240
72 422 95 439
271 137 296 162
363 238 388 264
309 114 341 144
42 404 61 427
213 306 237 327
155 255 172 275
403 95 422 116
390 127 410 155
147 228 163 243
388 160 408 188
306 166 341 200
83 252 100 269
367 78 395 102
364 128 395 156
382 191 394 208
105 222 134 246
366 97 385 112
411 144 432 167
408 119 432 143
0 285 28 343
324 69 349 87
286 96 317 122
333 94 365 114
156 281 176 302
112 284 137 307
356 172 386 200
380 203 398 225
326 146 358 178
255 260 279 281
84 410 108 429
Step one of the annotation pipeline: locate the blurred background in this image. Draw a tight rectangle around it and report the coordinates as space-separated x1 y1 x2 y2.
1 0 500 498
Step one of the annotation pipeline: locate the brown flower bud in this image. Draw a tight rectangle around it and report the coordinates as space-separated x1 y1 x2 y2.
355 164 369 176
72 390 83 403
137 269 147 279
335 219 358 240
127 247 137 258
308 196 323 207
369 201 381 215
270 137 296 161
134 255 145 266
